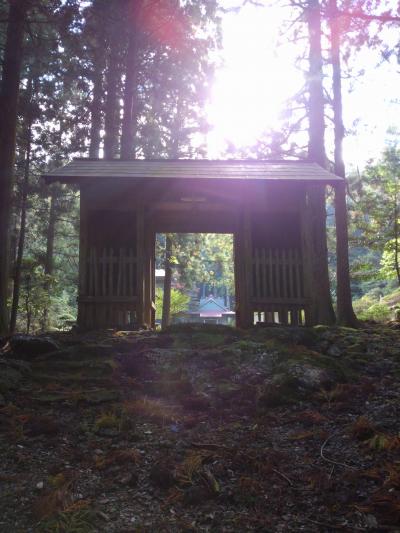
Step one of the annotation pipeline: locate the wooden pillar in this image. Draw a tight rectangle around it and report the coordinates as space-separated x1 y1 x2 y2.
136 206 145 326
143 222 154 328
235 208 253 328
77 186 88 329
300 185 314 325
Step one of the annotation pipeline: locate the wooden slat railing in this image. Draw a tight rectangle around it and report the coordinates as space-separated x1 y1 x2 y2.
252 247 304 301
251 247 308 325
86 247 137 298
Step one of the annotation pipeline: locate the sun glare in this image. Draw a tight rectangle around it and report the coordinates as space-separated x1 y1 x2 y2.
207 2 400 166
207 4 303 157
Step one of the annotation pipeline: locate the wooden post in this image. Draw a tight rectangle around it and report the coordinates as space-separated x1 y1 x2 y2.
136 207 145 327
77 187 88 329
300 185 315 325
143 223 154 328
235 208 253 328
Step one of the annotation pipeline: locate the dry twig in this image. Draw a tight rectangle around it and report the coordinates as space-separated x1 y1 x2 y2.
272 468 294 486
320 433 356 470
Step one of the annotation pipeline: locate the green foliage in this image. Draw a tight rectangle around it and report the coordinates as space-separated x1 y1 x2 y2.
348 146 400 293
155 287 190 320
353 292 391 321
358 303 391 322
156 233 235 295
380 239 400 281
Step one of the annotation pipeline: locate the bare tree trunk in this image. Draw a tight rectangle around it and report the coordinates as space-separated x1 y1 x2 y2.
89 46 104 159
10 77 34 333
394 193 400 286
25 274 31 334
160 107 183 327
307 0 326 168
103 13 122 160
121 1 140 159
161 235 172 329
329 0 358 326
42 190 57 331
306 0 335 325
0 0 30 335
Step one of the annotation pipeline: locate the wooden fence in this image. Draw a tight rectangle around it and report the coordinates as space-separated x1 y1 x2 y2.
251 247 308 325
86 247 137 298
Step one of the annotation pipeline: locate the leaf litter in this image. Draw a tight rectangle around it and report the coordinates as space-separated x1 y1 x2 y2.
0 323 400 531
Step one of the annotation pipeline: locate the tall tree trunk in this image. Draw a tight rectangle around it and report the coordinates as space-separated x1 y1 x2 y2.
160 107 183 327
0 0 30 335
121 1 140 160
161 235 172 329
89 46 104 159
103 13 121 160
329 0 358 326
42 189 57 331
394 193 400 286
307 0 326 168
9 77 34 333
306 0 335 324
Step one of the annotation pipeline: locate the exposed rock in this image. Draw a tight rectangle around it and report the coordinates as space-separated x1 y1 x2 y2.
258 362 334 408
327 344 342 357
116 351 154 379
0 358 25 392
9 335 60 359
285 363 333 390
253 325 318 347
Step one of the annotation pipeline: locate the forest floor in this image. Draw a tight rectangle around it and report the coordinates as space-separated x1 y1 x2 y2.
1 323 400 532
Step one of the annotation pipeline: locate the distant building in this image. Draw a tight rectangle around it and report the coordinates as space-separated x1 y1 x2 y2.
178 295 235 325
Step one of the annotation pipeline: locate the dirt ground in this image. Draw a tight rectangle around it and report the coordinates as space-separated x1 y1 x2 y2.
0 323 399 532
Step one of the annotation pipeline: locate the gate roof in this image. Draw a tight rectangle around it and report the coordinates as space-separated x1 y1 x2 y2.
43 158 343 183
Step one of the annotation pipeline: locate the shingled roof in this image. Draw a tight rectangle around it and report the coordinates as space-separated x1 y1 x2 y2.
43 158 343 183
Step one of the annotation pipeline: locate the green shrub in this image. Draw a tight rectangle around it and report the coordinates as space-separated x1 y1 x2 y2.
358 303 391 322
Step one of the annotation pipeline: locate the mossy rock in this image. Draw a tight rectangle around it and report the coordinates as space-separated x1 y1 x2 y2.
249 326 318 347
279 363 333 391
166 323 237 336
9 334 61 359
0 365 23 393
232 339 268 354
257 376 302 408
346 342 367 355
167 324 239 350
